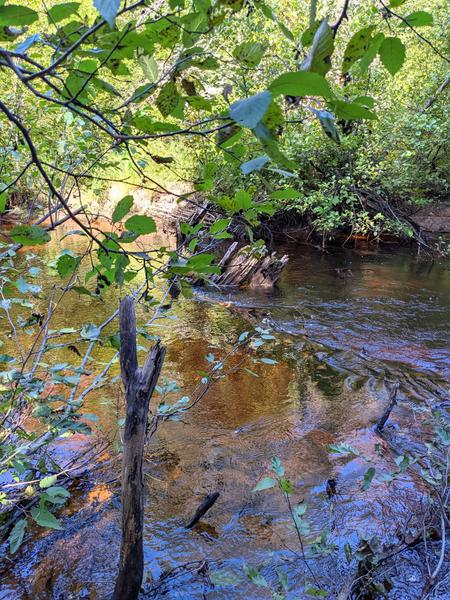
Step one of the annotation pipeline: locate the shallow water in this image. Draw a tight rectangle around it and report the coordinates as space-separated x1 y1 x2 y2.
1 234 449 599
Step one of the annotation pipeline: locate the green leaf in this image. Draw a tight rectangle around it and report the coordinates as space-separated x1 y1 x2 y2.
269 71 332 99
362 467 376 491
30 505 62 530
125 215 157 235
342 26 375 73
156 81 182 117
399 11 433 27
112 195 134 223
279 478 293 494
353 95 375 108
301 20 321 47
294 501 307 518
233 41 265 67
230 91 272 129
8 519 27 554
0 5 38 26
233 190 252 211
329 100 376 120
139 54 158 82
10 225 50 246
209 570 241 586
271 455 284 476
359 32 385 72
39 475 57 489
47 2 80 23
93 0 121 28
305 585 328 597
328 443 359 455
311 109 340 143
0 354 15 364
56 251 77 278
300 19 334 76
390 0 407 6
278 21 295 41
252 476 276 492
379 37 405 75
276 567 289 591
241 155 270 175
243 564 268 587
271 187 301 200
44 486 70 503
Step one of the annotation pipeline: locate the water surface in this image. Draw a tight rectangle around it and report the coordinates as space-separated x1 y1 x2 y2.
1 235 449 599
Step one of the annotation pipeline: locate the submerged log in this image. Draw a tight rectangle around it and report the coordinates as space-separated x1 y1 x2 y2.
112 297 166 600
211 243 288 288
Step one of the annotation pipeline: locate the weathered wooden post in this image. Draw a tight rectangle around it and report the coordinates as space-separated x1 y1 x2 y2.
112 296 166 600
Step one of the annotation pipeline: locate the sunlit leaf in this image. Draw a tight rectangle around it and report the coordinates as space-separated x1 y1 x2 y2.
233 41 265 67
112 195 134 223
93 0 121 28
47 2 80 23
10 225 50 246
243 564 268 587
230 91 272 129
0 5 38 26
379 37 405 76
125 215 157 235
241 155 270 175
305 585 328 597
39 475 58 489
252 476 276 492
269 71 332 99
300 19 334 76
399 11 433 28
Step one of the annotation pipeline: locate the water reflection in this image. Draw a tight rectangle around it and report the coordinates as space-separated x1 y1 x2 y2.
1 233 449 599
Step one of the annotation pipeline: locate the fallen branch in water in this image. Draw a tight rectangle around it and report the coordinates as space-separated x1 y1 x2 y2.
186 492 220 529
375 382 399 433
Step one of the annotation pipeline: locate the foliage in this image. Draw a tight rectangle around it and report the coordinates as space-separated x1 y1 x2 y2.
242 405 450 598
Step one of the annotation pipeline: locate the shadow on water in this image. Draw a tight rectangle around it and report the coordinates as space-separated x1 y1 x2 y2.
1 234 449 599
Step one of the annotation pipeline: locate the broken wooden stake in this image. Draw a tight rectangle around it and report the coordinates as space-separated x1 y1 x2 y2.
112 296 166 600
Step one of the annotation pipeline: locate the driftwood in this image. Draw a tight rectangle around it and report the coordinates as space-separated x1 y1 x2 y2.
186 492 220 529
112 296 166 600
211 242 288 288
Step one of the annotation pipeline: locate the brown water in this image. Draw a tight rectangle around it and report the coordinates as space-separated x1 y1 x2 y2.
1 234 449 599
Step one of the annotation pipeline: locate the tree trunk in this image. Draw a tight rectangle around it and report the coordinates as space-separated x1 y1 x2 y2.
112 296 166 600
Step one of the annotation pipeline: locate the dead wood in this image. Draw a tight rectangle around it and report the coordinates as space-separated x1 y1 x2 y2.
186 492 220 529
211 243 288 288
375 382 399 433
112 296 166 600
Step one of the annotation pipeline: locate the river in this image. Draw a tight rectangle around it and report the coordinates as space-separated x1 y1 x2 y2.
0 232 449 599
